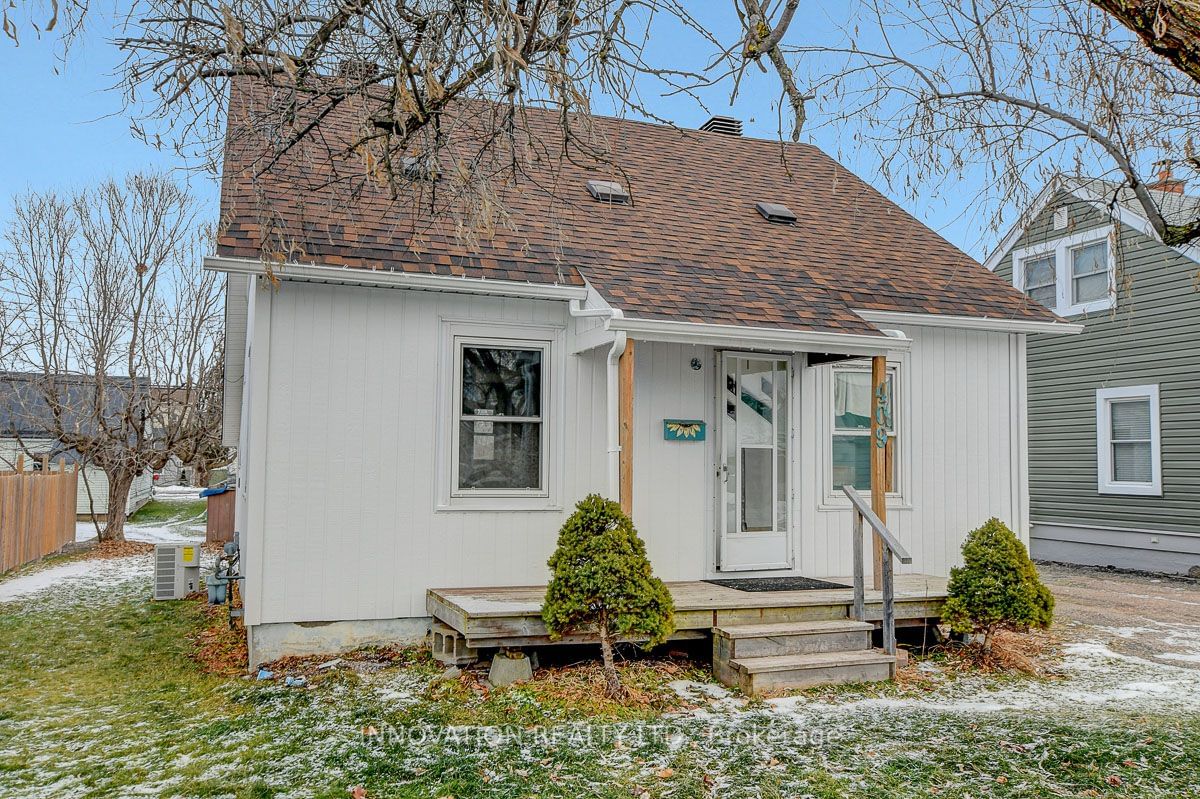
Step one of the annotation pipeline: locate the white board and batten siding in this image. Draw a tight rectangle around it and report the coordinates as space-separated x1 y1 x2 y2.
240 279 607 628
799 325 1028 579
239 277 1028 629
222 274 250 448
630 327 1027 583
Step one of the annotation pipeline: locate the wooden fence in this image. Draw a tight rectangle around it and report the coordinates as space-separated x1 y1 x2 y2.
0 455 79 573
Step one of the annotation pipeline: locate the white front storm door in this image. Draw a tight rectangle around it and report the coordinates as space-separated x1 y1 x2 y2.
717 353 793 572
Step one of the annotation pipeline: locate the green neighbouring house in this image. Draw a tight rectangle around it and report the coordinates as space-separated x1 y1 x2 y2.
986 176 1200 576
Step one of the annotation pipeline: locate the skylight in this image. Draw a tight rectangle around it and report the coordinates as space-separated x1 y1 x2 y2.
586 180 630 204
756 202 797 224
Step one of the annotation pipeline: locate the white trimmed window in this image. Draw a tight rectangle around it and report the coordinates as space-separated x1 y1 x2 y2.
453 339 549 496
1022 254 1056 309
1096 385 1161 496
1012 226 1115 316
830 362 899 494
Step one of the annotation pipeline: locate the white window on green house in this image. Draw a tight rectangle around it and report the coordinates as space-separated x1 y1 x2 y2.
1012 226 1114 316
1022 254 1056 309
1096 385 1161 496
1071 241 1110 305
831 365 897 494
454 341 547 494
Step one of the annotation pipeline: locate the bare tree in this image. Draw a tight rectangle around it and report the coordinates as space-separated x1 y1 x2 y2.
106 1 1200 257
1088 1 1200 87
764 0 1200 250
164 348 232 488
107 2 821 257
0 174 223 542
2 0 88 47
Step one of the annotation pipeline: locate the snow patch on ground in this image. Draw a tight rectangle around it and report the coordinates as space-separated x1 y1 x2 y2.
1093 624 1156 639
154 485 206 499
74 494 207 545
0 560 99 603
75 520 204 545
0 554 154 605
764 640 1200 722
124 519 205 544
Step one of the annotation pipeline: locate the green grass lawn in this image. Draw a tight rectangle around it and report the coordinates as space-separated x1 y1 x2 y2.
128 498 208 526
1 562 1198 798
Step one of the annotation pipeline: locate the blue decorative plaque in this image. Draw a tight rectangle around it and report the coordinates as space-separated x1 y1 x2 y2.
663 419 706 441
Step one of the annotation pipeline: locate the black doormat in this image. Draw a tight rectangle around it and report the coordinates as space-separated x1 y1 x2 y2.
704 576 850 592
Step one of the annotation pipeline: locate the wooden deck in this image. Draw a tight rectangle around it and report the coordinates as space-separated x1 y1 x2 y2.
428 575 948 649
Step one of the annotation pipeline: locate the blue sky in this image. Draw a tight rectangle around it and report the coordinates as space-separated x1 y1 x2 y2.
0 15 218 216
0 6 996 258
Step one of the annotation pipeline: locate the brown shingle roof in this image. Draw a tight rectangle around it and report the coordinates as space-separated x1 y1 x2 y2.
217 82 1060 335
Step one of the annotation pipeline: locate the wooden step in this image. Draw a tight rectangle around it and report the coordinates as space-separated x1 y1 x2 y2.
724 649 896 695
714 620 873 659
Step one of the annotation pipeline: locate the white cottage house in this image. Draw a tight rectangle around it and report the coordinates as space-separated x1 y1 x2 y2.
212 84 1079 666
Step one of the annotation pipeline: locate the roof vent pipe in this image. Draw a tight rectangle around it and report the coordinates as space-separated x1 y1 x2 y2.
699 116 743 136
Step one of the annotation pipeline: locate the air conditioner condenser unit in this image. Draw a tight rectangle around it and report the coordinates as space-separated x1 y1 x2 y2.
153 543 201 600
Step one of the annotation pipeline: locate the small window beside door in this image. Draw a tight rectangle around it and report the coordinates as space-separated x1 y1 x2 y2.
1096 385 1161 496
831 364 898 494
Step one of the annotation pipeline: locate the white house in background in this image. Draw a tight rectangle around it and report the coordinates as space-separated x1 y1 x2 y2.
213 82 1079 664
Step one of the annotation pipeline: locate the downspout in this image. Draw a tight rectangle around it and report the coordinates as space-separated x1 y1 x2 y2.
569 299 626 500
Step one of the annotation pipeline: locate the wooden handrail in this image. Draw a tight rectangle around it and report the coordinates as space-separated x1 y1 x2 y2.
842 486 912 563
843 485 912 656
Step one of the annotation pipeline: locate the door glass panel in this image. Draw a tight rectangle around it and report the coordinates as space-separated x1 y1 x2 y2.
741 448 774 531
736 360 775 446
774 360 789 533
724 362 738 537
723 356 789 537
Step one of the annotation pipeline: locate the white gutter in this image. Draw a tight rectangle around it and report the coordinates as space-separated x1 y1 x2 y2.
854 309 1083 335
606 316 909 354
568 298 625 500
203 255 589 302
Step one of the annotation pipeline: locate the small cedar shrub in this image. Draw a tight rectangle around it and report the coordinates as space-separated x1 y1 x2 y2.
942 517 1054 647
543 494 674 696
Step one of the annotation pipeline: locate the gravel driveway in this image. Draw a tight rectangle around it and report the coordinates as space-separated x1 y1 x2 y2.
1039 562 1200 668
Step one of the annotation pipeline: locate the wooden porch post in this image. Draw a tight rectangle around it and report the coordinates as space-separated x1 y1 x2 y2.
870 354 888 590
619 339 635 516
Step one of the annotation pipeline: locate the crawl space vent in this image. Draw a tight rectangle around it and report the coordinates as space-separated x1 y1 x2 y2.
586 179 631 204
756 201 797 224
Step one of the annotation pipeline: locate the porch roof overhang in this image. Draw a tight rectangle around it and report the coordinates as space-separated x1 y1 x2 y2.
603 315 910 356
